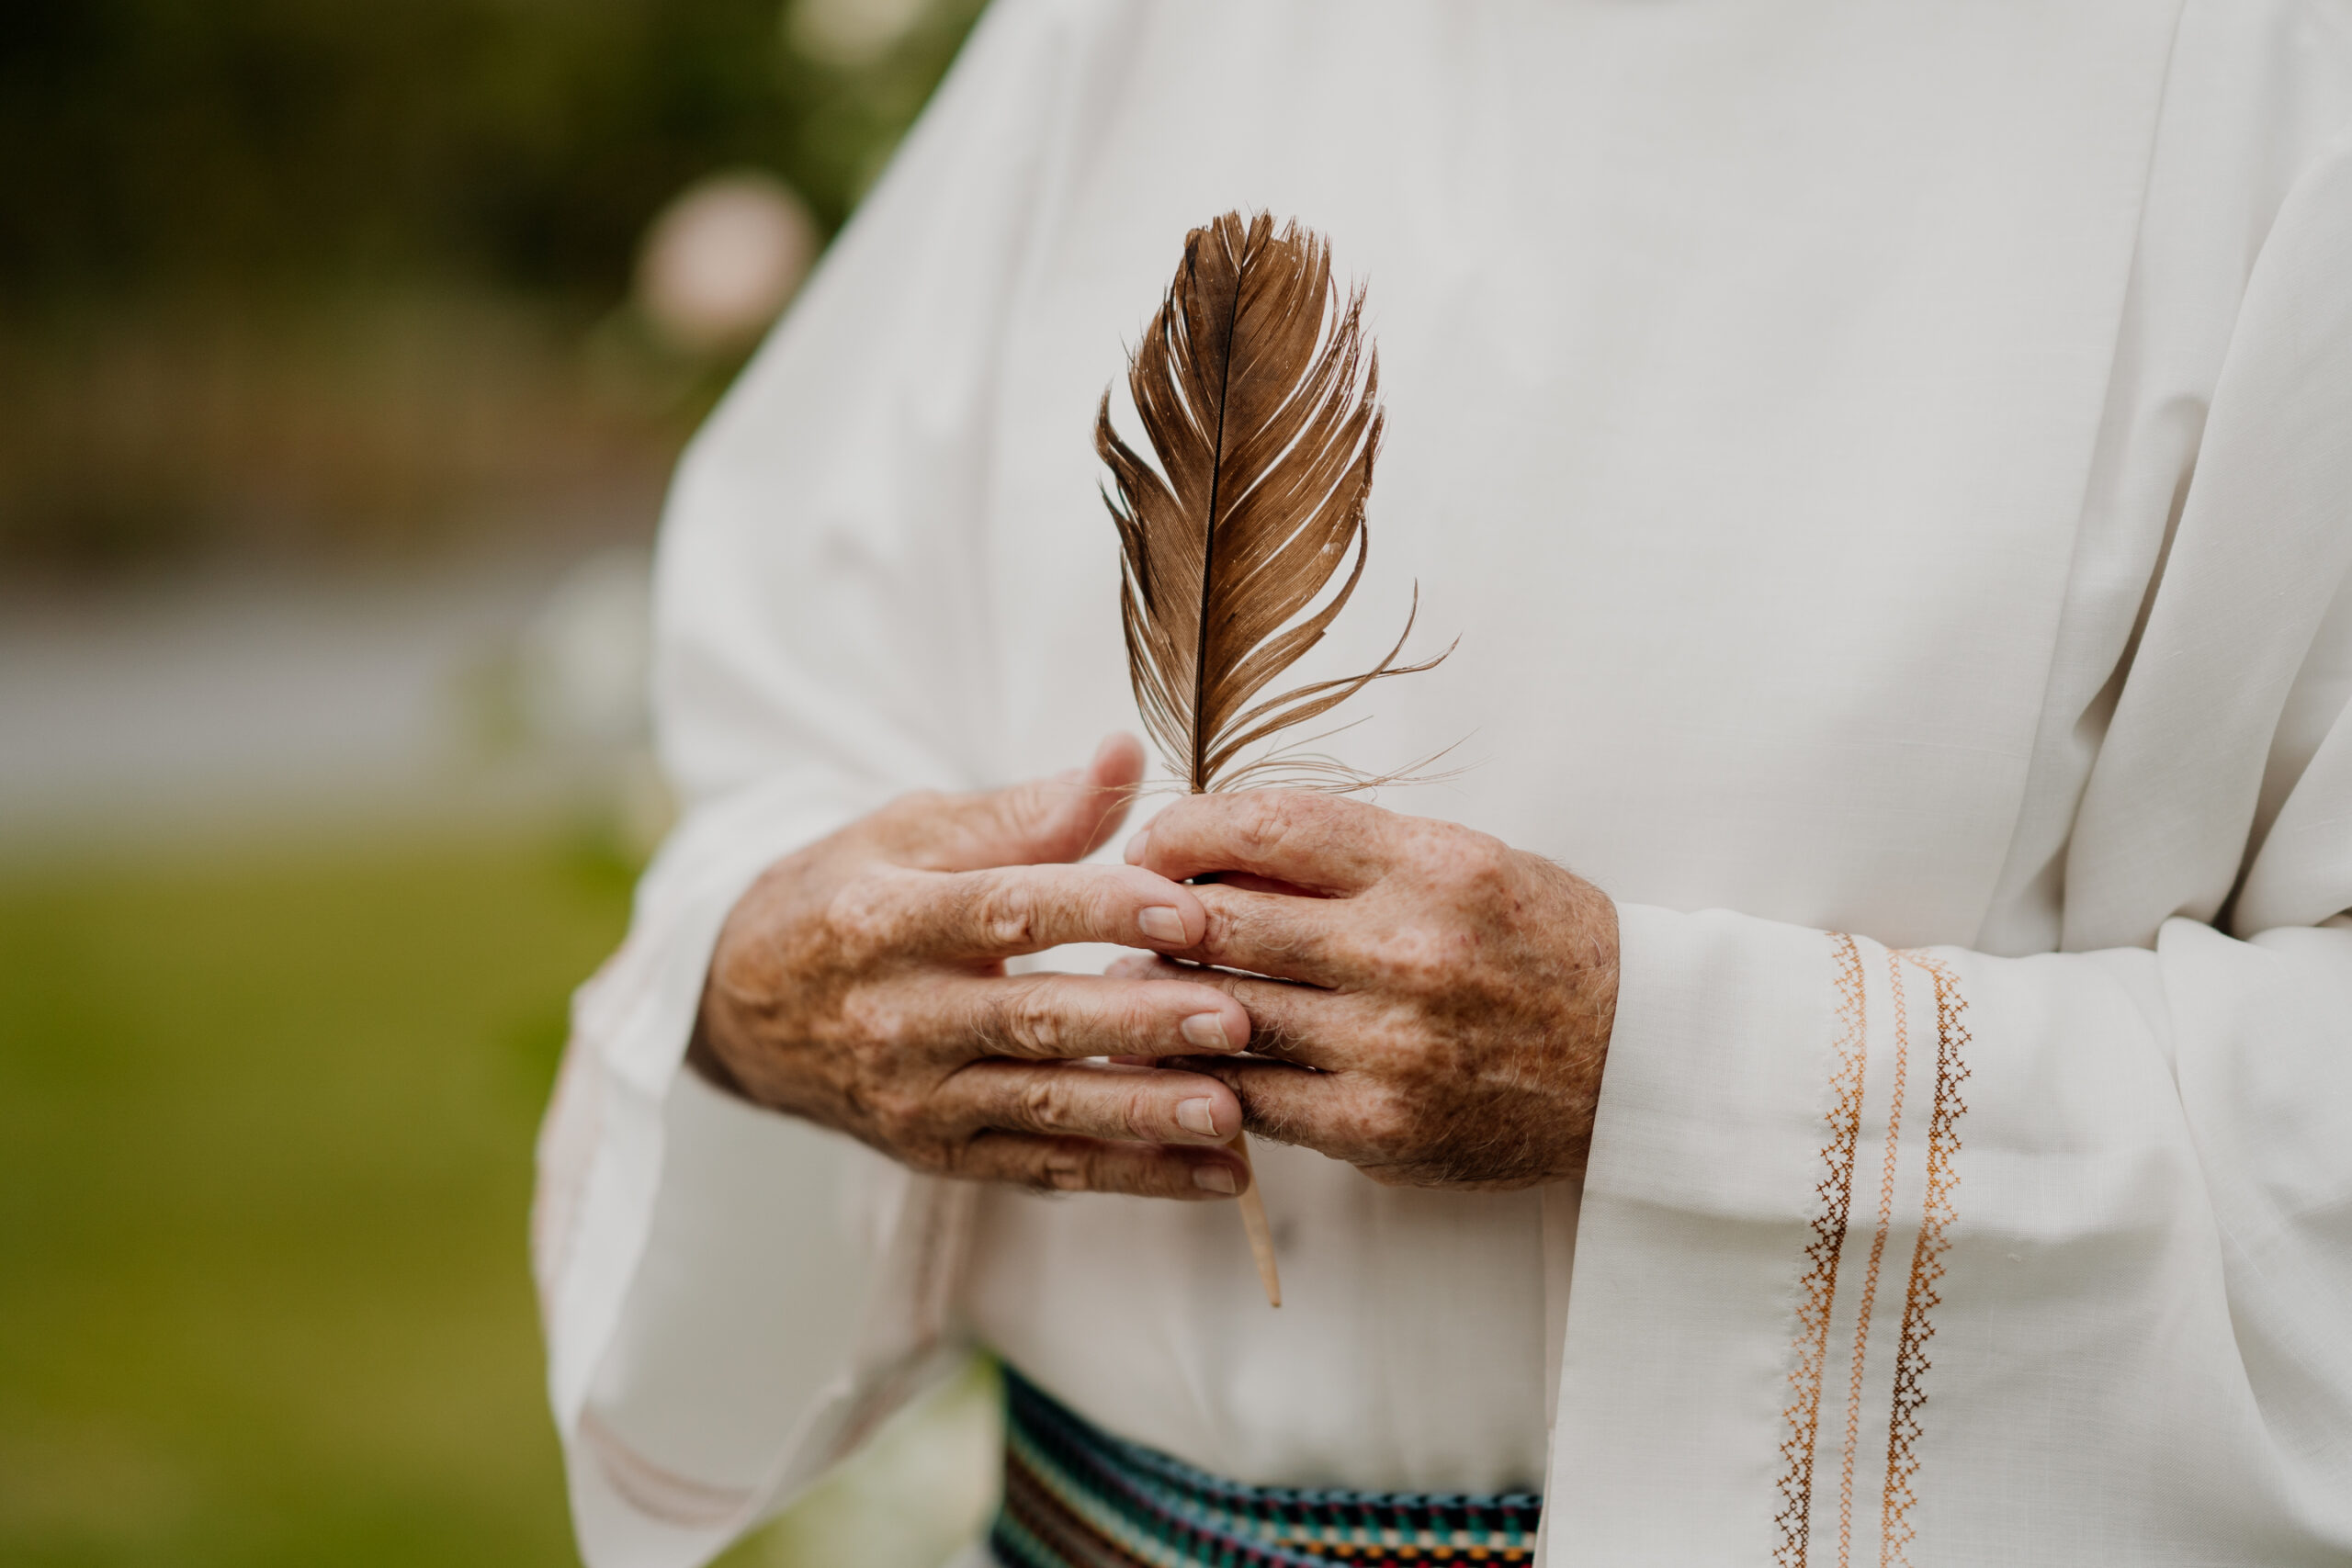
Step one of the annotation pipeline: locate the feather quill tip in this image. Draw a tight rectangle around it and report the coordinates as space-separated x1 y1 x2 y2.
1229 1135 1282 1307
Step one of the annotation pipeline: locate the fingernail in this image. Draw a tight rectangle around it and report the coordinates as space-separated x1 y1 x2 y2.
1192 1165 1238 1195
1180 1012 1231 1051
1136 906 1185 943
1124 829 1149 864
1176 1098 1222 1137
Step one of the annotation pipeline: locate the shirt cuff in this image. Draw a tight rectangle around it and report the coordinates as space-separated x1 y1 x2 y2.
1544 902 1841 1563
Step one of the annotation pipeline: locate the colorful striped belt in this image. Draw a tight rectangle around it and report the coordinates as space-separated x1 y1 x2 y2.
989 1366 1544 1567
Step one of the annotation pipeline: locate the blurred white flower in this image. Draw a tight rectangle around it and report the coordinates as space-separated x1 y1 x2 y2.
636 170 819 355
509 547 677 855
515 547 653 750
786 0 931 69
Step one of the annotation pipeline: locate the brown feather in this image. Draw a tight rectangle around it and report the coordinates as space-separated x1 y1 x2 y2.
1098 211 1447 797
1097 213 1452 1308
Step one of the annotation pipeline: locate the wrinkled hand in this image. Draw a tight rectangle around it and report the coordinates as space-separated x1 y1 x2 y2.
1112 791 1619 1190
691 736 1255 1199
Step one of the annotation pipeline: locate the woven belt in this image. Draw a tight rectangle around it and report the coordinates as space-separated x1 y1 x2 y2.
989 1366 1544 1567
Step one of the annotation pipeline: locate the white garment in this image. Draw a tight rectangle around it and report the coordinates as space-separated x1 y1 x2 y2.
533 2 2352 1563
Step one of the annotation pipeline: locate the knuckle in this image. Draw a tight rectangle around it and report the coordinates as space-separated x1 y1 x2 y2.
1128 992 1182 1049
866 1088 930 1149
1450 831 1512 892
1085 879 1134 938
1191 906 1232 961
1196 897 1272 961
1016 1073 1070 1130
1119 1088 1163 1141
981 981 1061 1055
838 989 908 1053
1011 990 1063 1055
1193 909 1252 972
1235 793 1294 855
972 880 1038 950
1034 1144 1095 1193
823 876 899 960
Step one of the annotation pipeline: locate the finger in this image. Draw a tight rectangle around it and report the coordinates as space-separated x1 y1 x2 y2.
1188 1058 1393 1166
1184 881 1365 987
1125 789 1393 893
1069 733 1150 857
949 1132 1249 1200
879 863 1208 961
897 735 1147 873
940 1059 1243 1145
1104 955 1354 1069
900 972 1250 1061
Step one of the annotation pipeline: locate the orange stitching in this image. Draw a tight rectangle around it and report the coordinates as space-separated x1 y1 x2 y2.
1879 953 1971 1566
1837 953 1911 1567
1773 932 1870 1567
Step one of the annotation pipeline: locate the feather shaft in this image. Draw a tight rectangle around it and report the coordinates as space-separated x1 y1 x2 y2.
1099 211 1452 1308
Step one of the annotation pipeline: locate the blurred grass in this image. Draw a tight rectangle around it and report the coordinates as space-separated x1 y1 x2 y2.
0 825 1002 1568
0 828 632 1566
1 0 1006 1556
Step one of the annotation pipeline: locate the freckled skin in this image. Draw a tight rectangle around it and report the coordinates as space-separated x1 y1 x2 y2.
1114 791 1620 1190
692 737 1258 1200
696 738 1622 1201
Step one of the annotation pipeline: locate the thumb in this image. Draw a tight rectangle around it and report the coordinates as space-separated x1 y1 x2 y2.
922 734 1148 871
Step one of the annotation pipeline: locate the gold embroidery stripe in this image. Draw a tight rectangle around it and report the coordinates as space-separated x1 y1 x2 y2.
1773 932 1870 1568
1879 953 1972 1567
1838 952 1912 1568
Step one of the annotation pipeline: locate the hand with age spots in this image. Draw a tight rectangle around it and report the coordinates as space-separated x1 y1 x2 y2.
689 736 1256 1200
1109 790 1621 1190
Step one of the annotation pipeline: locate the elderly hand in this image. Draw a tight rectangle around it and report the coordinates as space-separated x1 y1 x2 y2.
1111 791 1619 1190
691 736 1255 1200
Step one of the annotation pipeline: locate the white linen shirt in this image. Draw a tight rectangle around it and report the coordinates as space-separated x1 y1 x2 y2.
533 2 2352 1562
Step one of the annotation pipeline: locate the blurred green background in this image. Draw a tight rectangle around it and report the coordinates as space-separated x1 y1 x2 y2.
0 1 997 1562
2 0 989 574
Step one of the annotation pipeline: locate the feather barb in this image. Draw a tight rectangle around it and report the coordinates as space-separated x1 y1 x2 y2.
1097 210 1446 800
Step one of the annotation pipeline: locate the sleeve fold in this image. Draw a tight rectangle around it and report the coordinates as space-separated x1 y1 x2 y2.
529 6 1086 1562
1544 125 2352 1567
1547 908 2352 1565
